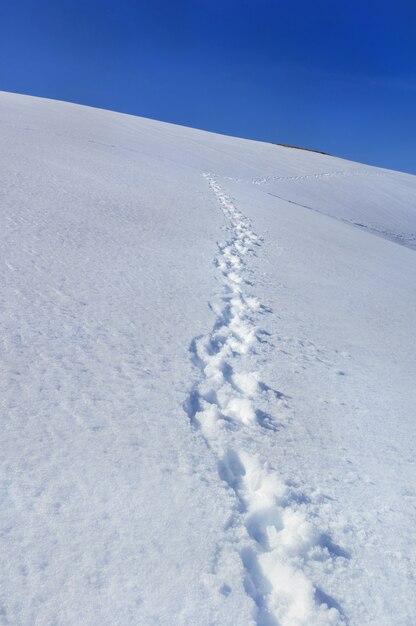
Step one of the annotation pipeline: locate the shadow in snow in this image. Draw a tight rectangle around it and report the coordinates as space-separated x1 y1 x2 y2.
255 409 280 432
320 533 351 560
259 381 289 400
241 547 279 626
315 588 347 622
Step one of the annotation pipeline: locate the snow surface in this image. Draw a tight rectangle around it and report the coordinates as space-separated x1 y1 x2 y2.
0 91 415 625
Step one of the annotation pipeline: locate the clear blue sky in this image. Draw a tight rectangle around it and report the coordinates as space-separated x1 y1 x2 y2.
1 0 415 173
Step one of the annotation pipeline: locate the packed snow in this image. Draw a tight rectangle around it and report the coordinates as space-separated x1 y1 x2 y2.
0 91 415 625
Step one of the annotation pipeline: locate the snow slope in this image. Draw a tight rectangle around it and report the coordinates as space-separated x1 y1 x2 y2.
0 91 415 626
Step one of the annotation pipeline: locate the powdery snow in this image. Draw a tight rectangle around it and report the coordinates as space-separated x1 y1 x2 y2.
0 91 415 625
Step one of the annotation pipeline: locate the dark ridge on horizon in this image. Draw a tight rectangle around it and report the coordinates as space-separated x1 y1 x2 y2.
274 143 330 156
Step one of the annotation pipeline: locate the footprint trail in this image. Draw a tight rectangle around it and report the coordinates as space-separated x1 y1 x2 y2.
186 174 346 626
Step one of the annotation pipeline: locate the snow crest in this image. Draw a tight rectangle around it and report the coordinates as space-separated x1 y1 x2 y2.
185 174 345 625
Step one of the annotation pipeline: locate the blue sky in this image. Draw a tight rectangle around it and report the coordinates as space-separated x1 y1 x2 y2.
1 0 415 173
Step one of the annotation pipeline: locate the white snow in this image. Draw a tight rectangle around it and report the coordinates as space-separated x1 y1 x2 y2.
0 91 415 625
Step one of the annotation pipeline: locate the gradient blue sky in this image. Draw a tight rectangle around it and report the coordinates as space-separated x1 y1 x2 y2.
1 0 415 173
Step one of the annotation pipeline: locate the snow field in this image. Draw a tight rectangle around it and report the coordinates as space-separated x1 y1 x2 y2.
1 91 415 625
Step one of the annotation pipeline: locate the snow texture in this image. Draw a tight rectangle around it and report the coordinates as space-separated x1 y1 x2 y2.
0 91 415 625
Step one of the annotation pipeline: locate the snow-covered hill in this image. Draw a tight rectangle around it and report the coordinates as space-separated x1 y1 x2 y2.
1 91 415 626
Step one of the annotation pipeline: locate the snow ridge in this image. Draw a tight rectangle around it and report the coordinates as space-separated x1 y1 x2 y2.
186 174 345 625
